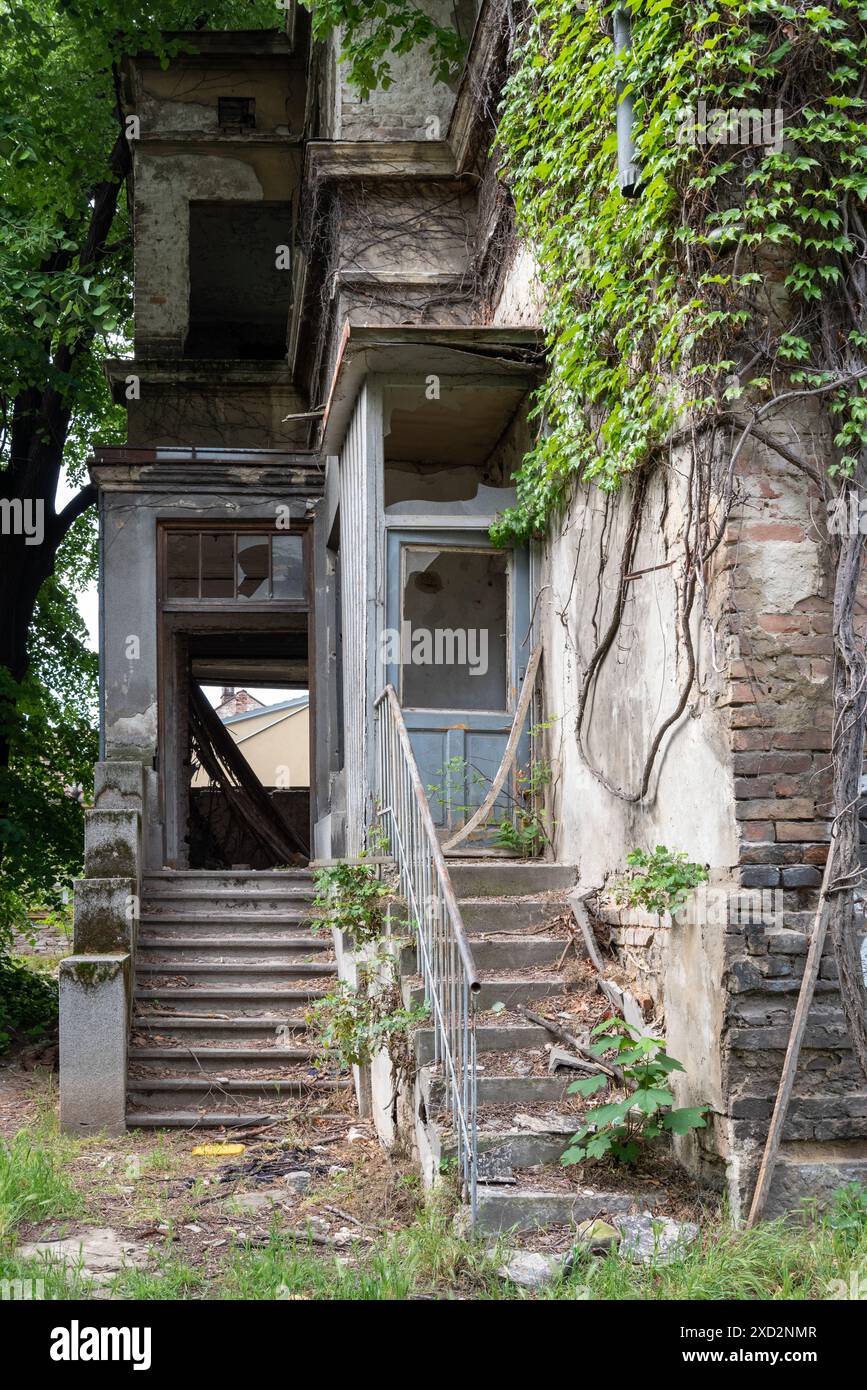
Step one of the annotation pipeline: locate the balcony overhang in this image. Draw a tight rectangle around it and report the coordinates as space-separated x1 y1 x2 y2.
88 446 323 496
319 322 545 463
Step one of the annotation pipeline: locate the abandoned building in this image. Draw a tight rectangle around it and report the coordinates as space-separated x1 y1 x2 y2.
59 2 867 1232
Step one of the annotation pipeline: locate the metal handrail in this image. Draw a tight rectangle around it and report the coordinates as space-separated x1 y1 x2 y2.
374 684 481 1216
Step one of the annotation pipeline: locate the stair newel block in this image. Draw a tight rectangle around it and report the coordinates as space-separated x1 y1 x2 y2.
62 761 147 1135
60 954 130 1136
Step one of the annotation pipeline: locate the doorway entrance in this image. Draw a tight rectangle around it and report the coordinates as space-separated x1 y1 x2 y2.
384 528 531 839
158 522 313 868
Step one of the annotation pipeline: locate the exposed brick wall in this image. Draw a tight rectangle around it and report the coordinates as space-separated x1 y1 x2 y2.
711 433 864 1203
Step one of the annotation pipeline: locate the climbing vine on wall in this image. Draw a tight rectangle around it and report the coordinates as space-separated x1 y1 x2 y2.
300 1 465 98
490 0 867 1078
308 1 867 1077
491 0 867 541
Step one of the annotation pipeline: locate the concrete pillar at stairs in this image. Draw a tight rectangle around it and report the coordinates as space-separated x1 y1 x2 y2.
60 955 130 1136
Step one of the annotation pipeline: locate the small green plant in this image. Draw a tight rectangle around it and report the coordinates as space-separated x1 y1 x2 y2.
561 1018 708 1167
612 846 708 917
428 753 553 856
308 957 428 1074
492 758 553 855
312 861 392 947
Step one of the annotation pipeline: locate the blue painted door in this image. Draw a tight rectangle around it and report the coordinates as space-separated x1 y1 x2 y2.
385 529 532 840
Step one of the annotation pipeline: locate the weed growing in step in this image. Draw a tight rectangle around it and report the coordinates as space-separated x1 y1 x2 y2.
312 861 393 947
562 1018 708 1166
612 846 708 918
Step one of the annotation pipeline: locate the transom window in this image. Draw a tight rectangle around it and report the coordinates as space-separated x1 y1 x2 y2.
164 530 305 602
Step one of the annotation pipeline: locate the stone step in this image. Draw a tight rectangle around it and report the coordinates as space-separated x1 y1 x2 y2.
447 863 577 898
448 1127 575 1169
138 928 326 945
141 904 316 922
406 975 566 1012
143 895 316 916
135 962 336 986
143 870 314 891
127 1110 285 1129
399 936 568 974
129 1047 317 1068
138 913 319 935
473 1186 643 1235
415 1022 550 1064
134 986 329 1014
423 1069 569 1109
137 939 330 965
127 1076 348 1109
132 1015 311 1042
460 898 569 934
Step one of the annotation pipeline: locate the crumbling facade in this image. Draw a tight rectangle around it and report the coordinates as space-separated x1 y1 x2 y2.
59 2 867 1219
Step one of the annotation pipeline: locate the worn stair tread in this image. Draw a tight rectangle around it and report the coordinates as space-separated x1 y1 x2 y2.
144 869 314 878
132 1014 311 1029
126 1111 285 1128
137 935 329 949
129 1047 316 1062
135 961 335 975
127 1076 349 1092
140 910 316 922
134 986 329 999
472 1185 644 1234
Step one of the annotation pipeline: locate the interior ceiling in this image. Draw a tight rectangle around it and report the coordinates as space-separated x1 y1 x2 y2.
384 385 527 465
188 630 308 686
191 660 308 685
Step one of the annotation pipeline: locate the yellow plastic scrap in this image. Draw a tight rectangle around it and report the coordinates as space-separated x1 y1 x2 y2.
191 1142 246 1157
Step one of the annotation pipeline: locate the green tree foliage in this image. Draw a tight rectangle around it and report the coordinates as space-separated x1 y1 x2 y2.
0 0 280 959
299 0 464 98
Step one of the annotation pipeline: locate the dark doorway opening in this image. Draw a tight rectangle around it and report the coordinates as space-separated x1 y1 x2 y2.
162 617 312 869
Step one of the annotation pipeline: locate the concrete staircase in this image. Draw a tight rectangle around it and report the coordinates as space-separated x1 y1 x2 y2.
127 870 345 1128
403 861 631 1234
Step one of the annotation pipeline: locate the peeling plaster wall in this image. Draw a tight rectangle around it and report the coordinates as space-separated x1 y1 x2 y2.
321 3 458 140
539 475 739 883
137 61 305 137
491 244 544 328
134 151 287 354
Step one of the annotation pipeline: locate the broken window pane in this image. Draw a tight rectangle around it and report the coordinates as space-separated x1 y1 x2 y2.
236 534 269 599
271 534 304 598
201 532 234 598
166 532 199 598
401 547 509 711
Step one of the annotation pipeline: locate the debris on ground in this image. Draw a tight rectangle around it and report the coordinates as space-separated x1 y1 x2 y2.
497 1249 563 1289
16 1227 149 1286
616 1213 700 1265
572 1218 621 1254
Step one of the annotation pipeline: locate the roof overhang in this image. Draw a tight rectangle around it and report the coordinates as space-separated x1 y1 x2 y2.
319 323 545 460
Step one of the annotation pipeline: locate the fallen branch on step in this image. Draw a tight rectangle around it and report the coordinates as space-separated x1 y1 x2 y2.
520 1007 624 1085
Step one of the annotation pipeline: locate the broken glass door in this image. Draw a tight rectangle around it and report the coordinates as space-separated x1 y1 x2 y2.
384 530 531 842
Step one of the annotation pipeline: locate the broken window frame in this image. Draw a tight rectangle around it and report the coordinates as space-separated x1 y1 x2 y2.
159 521 309 609
398 540 514 716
